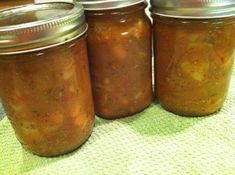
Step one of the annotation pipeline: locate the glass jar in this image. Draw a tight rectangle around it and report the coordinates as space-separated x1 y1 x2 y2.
0 2 94 156
77 0 153 119
151 0 235 116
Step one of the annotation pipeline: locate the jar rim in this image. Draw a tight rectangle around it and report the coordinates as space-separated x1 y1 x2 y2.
0 25 87 56
150 0 235 19
0 2 87 54
76 0 145 11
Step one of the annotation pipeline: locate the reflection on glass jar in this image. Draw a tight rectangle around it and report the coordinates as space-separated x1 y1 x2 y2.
0 2 94 156
78 0 153 119
151 0 235 116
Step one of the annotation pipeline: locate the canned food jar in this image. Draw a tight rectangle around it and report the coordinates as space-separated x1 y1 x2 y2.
0 2 95 156
151 0 235 116
77 0 153 119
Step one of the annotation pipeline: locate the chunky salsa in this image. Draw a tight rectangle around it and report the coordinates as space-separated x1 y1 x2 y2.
86 3 153 119
0 36 95 156
153 16 235 116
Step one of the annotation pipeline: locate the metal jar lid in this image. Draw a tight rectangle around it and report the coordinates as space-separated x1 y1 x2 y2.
150 0 235 19
0 2 87 55
76 0 145 11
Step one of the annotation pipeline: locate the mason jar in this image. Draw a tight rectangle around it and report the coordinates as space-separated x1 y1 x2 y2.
150 0 235 116
77 0 153 119
0 2 95 156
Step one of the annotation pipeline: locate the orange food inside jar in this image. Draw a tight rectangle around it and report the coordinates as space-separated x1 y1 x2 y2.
153 16 235 116
82 1 153 119
0 2 94 156
0 0 34 10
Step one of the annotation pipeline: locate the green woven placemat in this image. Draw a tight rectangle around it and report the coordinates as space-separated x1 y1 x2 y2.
0 67 235 175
